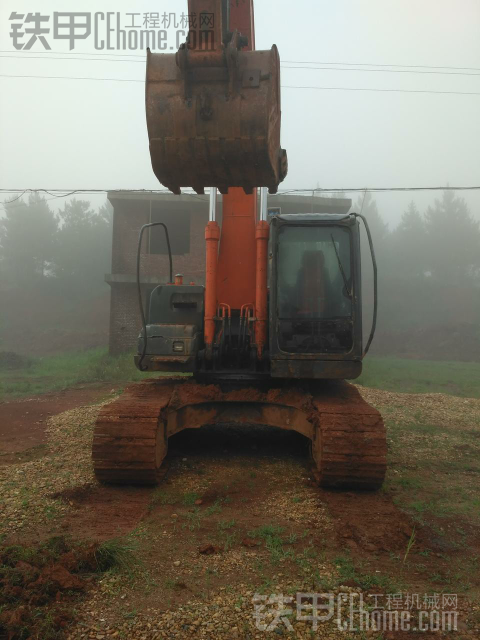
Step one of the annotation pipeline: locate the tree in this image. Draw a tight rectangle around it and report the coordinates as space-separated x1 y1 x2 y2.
389 201 428 278
0 193 58 287
354 191 389 244
55 198 112 295
424 190 480 285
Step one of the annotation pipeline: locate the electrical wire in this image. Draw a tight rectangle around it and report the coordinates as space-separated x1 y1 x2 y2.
281 86 480 96
1 50 479 72
1 186 480 198
280 65 480 77
3 190 27 204
282 60 480 72
3 54 480 77
1 74 479 95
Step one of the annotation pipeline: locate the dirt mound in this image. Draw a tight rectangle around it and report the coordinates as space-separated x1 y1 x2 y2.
0 536 104 639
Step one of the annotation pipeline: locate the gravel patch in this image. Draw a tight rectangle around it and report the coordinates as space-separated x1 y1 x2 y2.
0 404 101 537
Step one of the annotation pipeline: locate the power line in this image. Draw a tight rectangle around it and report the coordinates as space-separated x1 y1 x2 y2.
0 54 147 64
3 53 480 77
282 85 480 96
0 49 147 59
282 60 480 72
2 186 479 196
3 185 479 212
3 190 27 204
1 49 479 72
1 73 479 95
281 65 480 77
0 73 144 83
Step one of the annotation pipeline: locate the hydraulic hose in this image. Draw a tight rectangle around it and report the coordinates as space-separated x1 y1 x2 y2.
354 213 378 356
136 222 172 371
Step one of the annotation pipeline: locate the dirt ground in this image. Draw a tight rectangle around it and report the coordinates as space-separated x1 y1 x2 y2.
0 384 117 463
1 384 479 639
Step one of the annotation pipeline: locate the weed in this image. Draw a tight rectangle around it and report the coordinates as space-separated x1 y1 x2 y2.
403 527 416 564
183 507 202 531
222 532 237 552
249 524 285 540
122 608 137 620
164 578 177 589
205 499 223 516
248 525 292 564
149 488 180 509
94 538 137 572
182 492 200 506
295 547 319 574
397 476 423 490
334 555 400 592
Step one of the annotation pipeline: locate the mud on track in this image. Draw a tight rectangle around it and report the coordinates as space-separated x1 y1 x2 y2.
1 385 479 639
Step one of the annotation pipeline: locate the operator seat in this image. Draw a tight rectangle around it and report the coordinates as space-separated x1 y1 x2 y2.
296 250 328 317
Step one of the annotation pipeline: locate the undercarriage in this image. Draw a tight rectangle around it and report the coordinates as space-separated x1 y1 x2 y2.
92 378 387 490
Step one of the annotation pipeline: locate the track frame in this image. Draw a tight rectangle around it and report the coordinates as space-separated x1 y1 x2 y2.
92 378 386 489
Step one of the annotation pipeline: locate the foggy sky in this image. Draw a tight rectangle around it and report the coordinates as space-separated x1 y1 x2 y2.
1 0 479 226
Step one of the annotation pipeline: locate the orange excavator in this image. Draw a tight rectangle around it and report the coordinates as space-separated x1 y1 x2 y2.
92 0 386 489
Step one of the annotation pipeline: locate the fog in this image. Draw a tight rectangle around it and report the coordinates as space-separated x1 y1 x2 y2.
0 0 479 365
1 0 479 223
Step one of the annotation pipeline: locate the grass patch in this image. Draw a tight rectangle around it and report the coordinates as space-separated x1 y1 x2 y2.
2 350 477 401
182 507 202 531
182 492 200 506
248 524 293 564
357 357 480 398
386 413 480 527
0 347 186 400
334 554 401 592
93 538 137 573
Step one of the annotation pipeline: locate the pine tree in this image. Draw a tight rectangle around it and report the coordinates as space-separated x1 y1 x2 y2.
390 201 427 278
0 193 58 286
55 198 112 295
354 191 389 243
424 190 480 284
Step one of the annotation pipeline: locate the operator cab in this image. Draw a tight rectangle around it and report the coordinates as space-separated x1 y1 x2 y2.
136 211 376 383
269 213 364 379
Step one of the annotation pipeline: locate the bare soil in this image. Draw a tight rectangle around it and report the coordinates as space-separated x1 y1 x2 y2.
1 386 479 639
0 384 117 463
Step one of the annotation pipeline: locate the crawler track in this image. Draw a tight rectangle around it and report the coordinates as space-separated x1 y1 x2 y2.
92 379 386 490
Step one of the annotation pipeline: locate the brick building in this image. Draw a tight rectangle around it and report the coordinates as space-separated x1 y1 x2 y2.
106 191 351 354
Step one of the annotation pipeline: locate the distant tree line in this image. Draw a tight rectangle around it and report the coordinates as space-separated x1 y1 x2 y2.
355 190 480 357
0 194 113 298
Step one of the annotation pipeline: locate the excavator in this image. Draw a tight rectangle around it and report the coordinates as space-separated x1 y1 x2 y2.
92 0 387 490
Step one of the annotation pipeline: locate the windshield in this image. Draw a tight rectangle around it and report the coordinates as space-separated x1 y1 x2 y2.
276 225 354 354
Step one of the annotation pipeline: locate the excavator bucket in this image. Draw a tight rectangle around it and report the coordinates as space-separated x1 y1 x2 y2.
145 9 287 195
